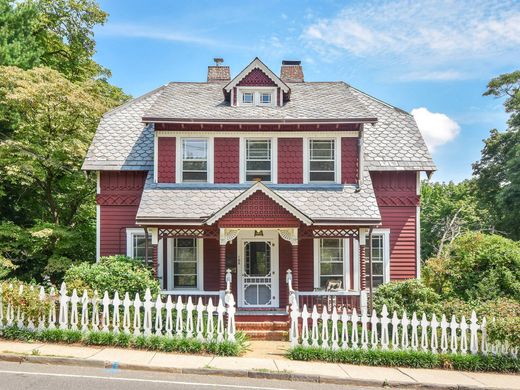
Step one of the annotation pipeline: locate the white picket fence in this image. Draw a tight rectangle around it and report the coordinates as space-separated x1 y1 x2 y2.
288 301 518 357
0 282 237 342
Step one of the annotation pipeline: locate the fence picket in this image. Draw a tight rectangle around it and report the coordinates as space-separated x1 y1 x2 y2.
226 293 236 342
391 311 399 349
143 289 153 336
38 287 46 331
460 315 468 355
196 298 204 341
133 293 142 336
469 311 479 355
155 295 163 336
360 309 369 350
17 284 24 328
350 308 359 350
401 311 409 350
206 298 215 340
481 317 488 356
420 313 429 352
321 308 330 348
216 298 225 342
311 305 319 348
175 296 184 337
370 309 379 349
165 295 174 336
380 305 389 350
27 286 35 330
340 307 349 349
70 289 79 331
289 300 300 346
112 292 121 334
81 290 89 332
122 292 131 334
430 313 439 353
301 304 310 347
185 296 194 338
91 290 100 331
102 291 110 332
411 312 419 351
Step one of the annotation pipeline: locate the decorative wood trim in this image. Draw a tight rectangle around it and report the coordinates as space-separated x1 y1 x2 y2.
301 226 359 239
158 227 218 239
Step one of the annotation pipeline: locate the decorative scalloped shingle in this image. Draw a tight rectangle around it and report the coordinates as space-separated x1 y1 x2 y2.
136 171 381 222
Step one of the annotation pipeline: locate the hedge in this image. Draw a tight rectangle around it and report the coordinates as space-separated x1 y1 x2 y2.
288 346 520 373
0 325 248 357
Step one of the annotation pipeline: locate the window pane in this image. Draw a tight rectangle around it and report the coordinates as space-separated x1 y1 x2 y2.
365 234 386 288
246 160 271 171
310 140 334 160
243 93 253 103
320 262 343 276
246 140 270 159
310 171 335 182
183 140 207 159
310 161 335 171
246 173 271 182
173 238 198 289
260 93 271 103
320 276 344 289
183 171 207 181
319 239 344 289
132 234 153 261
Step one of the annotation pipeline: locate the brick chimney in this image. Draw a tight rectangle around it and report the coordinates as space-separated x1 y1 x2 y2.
280 60 304 83
207 57 230 82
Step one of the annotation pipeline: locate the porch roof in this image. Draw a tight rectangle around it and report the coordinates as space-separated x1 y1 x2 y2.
135 172 381 225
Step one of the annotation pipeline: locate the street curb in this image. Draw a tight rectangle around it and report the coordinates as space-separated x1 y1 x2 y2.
0 352 517 390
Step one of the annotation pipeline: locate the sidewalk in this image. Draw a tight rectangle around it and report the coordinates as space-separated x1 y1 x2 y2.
0 340 519 389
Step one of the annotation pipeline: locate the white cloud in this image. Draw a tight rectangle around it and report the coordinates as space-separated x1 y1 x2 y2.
411 107 460 152
398 70 466 82
303 0 520 80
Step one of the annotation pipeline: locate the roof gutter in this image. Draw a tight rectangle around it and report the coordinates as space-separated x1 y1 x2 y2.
141 118 378 125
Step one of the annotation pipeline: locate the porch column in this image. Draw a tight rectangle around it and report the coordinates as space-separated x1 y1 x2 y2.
219 244 226 291
152 243 158 278
291 244 299 291
359 228 367 291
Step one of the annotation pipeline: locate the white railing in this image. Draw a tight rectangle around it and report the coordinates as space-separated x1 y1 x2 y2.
0 282 237 343
288 301 518 358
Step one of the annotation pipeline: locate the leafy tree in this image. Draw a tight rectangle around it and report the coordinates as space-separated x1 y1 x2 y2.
473 71 520 240
423 232 520 302
420 180 491 259
0 66 115 281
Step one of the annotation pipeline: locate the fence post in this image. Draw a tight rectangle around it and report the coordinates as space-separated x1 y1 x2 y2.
420 313 429 352
165 295 173 337
122 292 131 334
112 291 121 334
102 291 111 332
58 283 69 330
70 289 79 331
155 294 163 336
380 305 389 350
341 307 349 349
81 290 89 332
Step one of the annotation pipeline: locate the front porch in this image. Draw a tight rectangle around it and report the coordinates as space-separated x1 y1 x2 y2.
143 225 372 316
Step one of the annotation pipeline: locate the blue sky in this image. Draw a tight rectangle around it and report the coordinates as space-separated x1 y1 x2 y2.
93 0 520 183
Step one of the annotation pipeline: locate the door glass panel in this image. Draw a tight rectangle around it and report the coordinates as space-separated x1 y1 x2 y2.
245 242 271 276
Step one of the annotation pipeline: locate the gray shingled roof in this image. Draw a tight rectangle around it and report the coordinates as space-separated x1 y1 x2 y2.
83 81 434 172
349 87 436 171
136 171 381 223
82 86 164 171
142 82 376 122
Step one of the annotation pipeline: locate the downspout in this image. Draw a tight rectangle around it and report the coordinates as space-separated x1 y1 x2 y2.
368 227 374 313
144 227 149 267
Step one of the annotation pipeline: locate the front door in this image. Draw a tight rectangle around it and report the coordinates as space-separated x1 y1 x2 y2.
238 233 279 308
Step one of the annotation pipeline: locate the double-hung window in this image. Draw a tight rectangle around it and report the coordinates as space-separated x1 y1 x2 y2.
260 93 271 104
365 231 390 288
317 239 345 289
242 92 254 104
245 139 272 182
309 139 336 182
172 238 201 289
181 139 208 182
126 229 153 261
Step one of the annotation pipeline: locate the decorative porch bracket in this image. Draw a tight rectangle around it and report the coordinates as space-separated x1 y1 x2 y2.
277 228 298 245
219 228 239 245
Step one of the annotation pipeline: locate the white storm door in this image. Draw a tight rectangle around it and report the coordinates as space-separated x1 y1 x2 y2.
238 238 279 308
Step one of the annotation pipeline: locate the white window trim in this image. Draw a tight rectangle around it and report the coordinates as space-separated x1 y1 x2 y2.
313 238 350 290
236 87 277 107
368 228 391 285
167 237 204 291
304 137 341 184
240 137 277 184
176 137 214 184
126 228 152 259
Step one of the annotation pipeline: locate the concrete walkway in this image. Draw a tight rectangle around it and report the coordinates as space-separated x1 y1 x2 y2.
0 340 519 389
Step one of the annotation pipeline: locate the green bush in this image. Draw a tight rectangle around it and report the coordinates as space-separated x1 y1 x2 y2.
63 255 160 297
374 279 442 315
288 347 520 373
0 325 248 357
425 232 520 302
1 280 52 321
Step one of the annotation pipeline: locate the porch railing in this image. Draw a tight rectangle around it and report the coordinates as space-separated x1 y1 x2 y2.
286 269 365 312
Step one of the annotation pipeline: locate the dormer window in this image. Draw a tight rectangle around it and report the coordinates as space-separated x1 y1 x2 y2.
260 93 271 104
242 93 254 104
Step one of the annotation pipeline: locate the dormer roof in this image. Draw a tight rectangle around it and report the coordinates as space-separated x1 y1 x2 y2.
223 57 290 93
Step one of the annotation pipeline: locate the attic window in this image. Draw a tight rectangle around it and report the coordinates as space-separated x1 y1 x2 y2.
242 93 253 104
260 93 271 104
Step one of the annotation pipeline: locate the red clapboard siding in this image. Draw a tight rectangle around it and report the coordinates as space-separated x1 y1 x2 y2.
341 137 358 184
371 171 418 280
278 138 303 183
203 238 219 291
157 137 176 183
298 238 314 291
214 138 240 183
98 171 147 257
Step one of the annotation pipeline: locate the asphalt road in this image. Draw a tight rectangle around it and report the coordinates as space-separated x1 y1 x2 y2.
0 360 384 390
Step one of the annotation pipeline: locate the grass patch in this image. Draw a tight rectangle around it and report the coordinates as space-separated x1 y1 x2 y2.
288 346 520 373
0 326 247 357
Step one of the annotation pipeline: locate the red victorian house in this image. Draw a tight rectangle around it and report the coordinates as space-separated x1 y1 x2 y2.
83 58 435 317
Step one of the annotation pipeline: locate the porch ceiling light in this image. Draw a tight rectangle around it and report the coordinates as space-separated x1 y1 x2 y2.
254 230 264 237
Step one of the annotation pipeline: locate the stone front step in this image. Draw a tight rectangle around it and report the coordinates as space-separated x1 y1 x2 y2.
241 329 289 341
236 321 289 331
